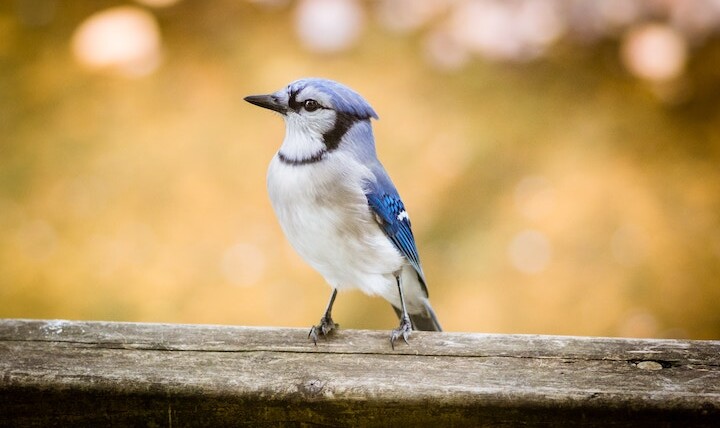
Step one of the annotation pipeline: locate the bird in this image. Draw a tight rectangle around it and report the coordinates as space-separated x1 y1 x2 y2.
244 78 441 348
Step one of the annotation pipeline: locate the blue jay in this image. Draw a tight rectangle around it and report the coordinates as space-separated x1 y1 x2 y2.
244 78 441 348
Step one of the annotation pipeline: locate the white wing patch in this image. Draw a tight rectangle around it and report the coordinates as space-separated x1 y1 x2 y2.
396 210 409 222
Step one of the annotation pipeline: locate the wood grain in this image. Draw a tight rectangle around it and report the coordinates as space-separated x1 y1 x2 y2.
1 319 718 426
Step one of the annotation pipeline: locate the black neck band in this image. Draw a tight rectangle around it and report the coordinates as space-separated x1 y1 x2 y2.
277 150 327 166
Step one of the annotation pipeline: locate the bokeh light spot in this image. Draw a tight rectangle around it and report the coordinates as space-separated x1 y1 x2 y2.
424 28 470 71
71 6 162 77
295 0 364 53
621 24 687 82
508 229 552 274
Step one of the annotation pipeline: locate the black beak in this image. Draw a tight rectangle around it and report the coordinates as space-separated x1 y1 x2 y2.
244 94 287 114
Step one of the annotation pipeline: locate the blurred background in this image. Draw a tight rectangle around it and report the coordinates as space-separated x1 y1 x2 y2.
1 0 719 339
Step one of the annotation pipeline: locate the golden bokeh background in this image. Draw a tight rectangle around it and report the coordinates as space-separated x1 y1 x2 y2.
2 0 719 339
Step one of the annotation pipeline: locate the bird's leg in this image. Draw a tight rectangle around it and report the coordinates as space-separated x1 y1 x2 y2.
309 288 339 345
390 274 413 349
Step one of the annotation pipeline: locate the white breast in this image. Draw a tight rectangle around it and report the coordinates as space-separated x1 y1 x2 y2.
266 151 405 298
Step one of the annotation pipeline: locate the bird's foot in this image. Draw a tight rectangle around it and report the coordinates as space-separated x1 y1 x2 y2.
390 315 412 350
308 316 337 345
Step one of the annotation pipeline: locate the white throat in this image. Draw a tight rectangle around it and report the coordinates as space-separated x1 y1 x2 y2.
278 128 325 162
278 112 336 162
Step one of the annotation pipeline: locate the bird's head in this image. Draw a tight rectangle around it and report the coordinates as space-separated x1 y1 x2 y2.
245 78 378 160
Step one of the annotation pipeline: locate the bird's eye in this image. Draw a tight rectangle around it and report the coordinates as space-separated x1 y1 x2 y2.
303 99 320 112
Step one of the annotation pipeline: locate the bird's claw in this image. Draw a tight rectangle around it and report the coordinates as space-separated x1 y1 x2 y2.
308 316 337 345
390 315 412 350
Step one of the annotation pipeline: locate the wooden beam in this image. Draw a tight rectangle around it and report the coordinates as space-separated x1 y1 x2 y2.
1 319 718 426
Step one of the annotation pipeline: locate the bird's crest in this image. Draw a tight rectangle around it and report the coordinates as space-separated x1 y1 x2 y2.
287 78 379 120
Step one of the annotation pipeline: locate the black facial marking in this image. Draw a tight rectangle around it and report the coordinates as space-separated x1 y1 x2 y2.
288 89 302 112
323 112 358 151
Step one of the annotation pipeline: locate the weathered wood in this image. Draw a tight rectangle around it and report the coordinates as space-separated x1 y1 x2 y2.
0 319 718 427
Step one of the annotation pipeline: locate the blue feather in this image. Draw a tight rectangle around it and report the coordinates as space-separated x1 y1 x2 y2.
365 170 426 285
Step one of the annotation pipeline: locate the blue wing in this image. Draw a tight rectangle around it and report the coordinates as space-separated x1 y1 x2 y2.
365 170 426 285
